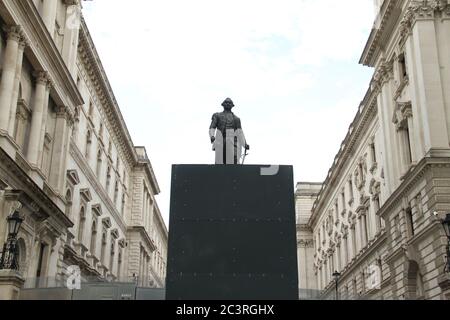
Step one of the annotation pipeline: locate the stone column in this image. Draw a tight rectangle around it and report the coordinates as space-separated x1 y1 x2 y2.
62 0 82 79
361 213 368 247
351 225 357 259
49 106 72 193
37 84 51 169
357 216 363 252
27 72 50 166
410 18 449 152
42 0 58 36
336 244 341 272
343 234 348 267
0 26 22 133
8 38 28 136
0 270 25 300
378 63 403 187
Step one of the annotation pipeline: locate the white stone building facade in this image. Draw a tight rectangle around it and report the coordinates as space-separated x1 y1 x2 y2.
296 0 450 300
0 0 167 299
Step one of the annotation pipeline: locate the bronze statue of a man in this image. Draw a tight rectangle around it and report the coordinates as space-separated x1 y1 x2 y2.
209 98 249 164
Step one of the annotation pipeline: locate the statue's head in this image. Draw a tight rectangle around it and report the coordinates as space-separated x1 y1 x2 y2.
222 98 234 111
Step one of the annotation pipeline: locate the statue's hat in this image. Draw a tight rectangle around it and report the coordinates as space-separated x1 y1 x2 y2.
222 98 235 107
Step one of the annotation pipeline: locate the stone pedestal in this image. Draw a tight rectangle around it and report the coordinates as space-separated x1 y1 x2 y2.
166 165 298 300
438 273 450 300
0 270 25 300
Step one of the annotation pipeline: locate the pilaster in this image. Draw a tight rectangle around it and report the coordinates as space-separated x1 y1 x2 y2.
0 26 22 133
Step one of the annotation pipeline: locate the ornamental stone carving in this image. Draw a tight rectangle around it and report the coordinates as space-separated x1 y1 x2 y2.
393 101 412 131
399 0 450 44
372 59 394 89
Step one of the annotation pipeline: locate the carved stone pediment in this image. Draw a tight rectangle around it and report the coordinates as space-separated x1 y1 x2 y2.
80 188 92 202
92 204 102 217
110 228 119 239
102 217 112 229
36 221 61 246
118 238 126 248
67 170 80 186
393 101 412 131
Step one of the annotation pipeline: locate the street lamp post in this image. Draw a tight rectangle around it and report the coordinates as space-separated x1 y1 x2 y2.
0 210 24 270
333 271 341 300
441 214 450 273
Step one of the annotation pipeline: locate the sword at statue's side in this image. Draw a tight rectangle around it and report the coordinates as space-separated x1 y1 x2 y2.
241 145 249 165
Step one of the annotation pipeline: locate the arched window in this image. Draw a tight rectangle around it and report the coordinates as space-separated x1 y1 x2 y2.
88 101 94 118
106 167 111 192
100 230 107 265
14 83 24 148
72 106 80 139
405 207 415 237
96 149 102 177
121 194 126 216
16 238 27 273
407 260 425 299
114 181 119 204
90 220 97 255
109 241 115 273
85 129 92 159
78 207 86 243
65 189 73 218
118 250 122 280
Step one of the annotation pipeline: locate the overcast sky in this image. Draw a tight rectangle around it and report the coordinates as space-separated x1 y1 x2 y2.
82 0 376 226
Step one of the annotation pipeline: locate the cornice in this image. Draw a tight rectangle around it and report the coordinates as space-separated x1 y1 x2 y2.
127 225 156 252
135 154 161 195
399 0 450 46
361 0 450 67
360 0 404 67
78 17 138 167
309 87 378 227
152 202 168 241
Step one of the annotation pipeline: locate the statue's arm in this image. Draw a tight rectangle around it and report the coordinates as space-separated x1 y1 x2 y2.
209 113 218 143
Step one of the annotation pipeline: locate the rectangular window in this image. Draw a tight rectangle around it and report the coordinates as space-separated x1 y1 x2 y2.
405 126 413 164
35 243 48 288
374 196 382 231
348 178 354 202
406 207 415 237
89 102 94 118
334 202 339 222
394 215 400 239
399 54 408 81
415 194 423 216
370 142 377 166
